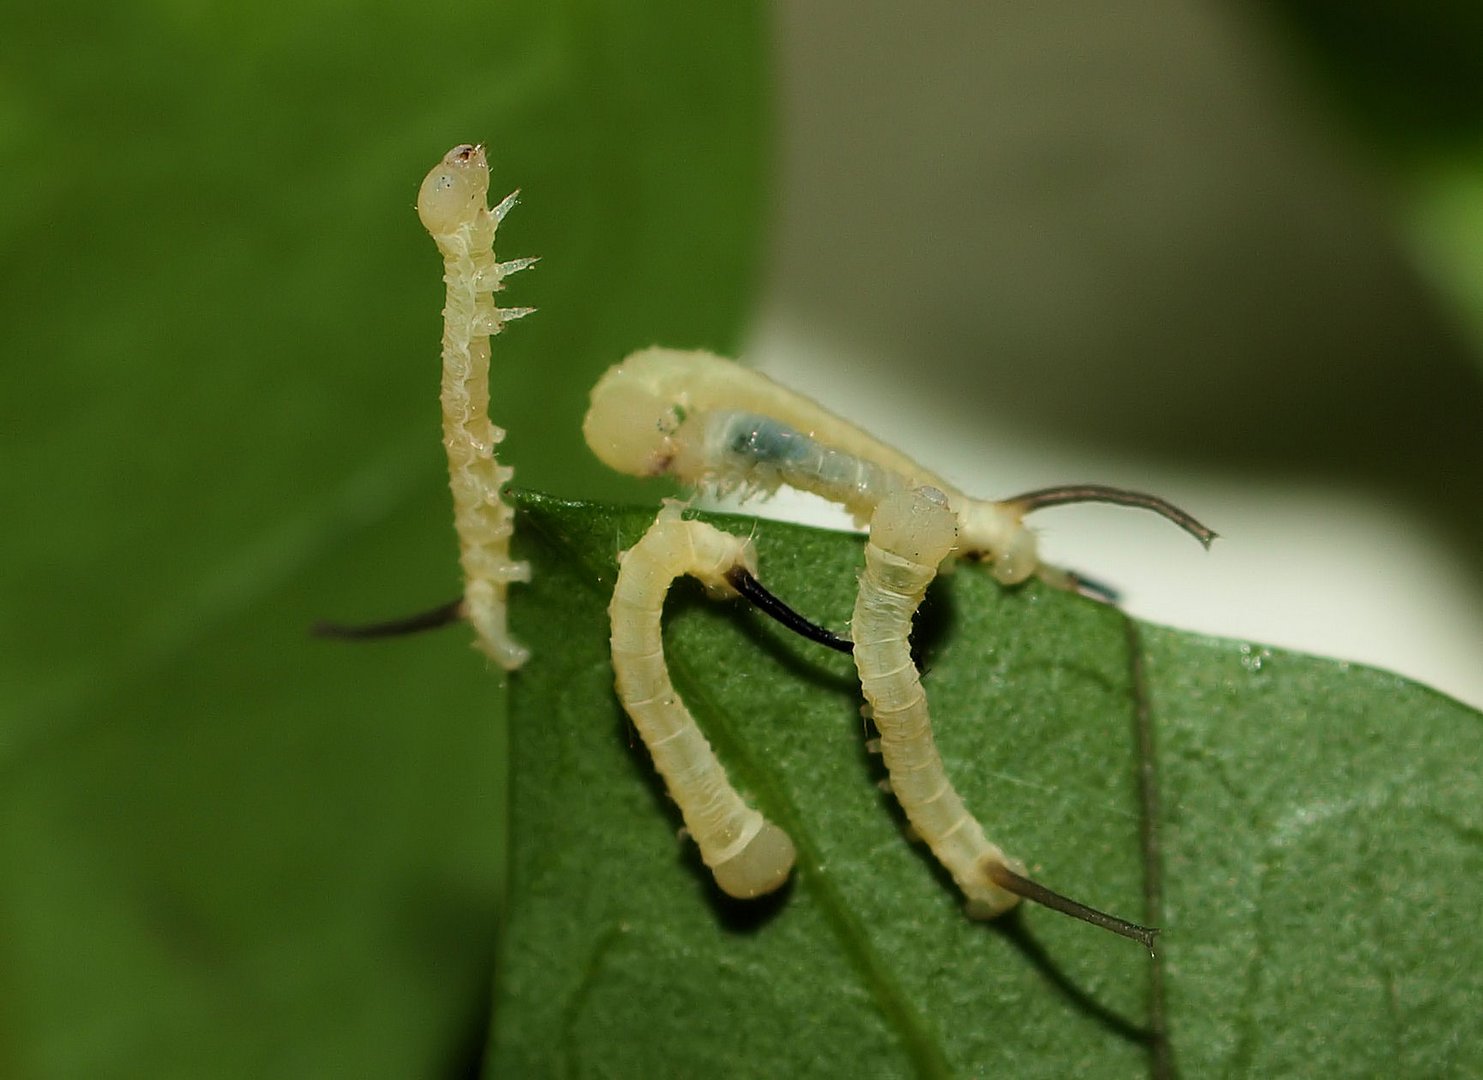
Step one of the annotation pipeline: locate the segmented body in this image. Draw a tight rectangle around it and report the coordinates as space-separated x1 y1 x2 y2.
583 347 1040 583
609 502 797 899
853 486 1024 918
417 145 537 670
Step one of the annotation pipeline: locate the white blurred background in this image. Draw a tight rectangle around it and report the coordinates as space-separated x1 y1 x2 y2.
725 2 1483 708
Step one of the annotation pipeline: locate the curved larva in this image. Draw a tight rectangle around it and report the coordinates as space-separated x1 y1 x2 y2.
610 502 797 899
852 485 1025 918
582 347 1041 584
418 144 537 670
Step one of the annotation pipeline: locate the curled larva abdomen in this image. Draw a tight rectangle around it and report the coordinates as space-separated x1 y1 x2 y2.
610 503 796 899
853 485 1024 918
419 144 537 670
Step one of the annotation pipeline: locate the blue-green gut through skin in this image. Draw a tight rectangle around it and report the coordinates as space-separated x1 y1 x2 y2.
705 410 899 508
723 413 812 463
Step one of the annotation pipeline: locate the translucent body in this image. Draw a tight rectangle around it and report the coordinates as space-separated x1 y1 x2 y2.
700 410 907 517
853 486 1024 918
582 347 1040 583
418 145 537 670
609 503 797 899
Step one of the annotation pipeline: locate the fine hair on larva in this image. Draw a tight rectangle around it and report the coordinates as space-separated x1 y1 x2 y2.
852 485 1024 918
582 347 1215 586
609 501 797 899
418 144 538 671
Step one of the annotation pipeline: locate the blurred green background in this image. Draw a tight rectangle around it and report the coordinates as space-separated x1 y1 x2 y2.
1 1 1480 1077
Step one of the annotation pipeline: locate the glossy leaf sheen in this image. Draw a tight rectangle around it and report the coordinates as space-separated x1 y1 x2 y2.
494 492 1483 1077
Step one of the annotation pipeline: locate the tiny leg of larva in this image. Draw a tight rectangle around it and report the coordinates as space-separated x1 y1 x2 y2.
610 502 796 900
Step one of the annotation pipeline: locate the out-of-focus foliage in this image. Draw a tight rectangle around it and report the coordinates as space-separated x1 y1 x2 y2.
1260 2 1483 381
0 3 766 1077
1259 0 1483 156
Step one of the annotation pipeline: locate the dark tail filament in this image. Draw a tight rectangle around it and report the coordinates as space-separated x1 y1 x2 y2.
986 859 1159 953
1003 484 1217 550
311 597 466 640
725 567 854 654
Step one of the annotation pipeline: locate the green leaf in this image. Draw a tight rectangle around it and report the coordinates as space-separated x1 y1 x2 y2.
0 3 766 1077
494 491 1483 1077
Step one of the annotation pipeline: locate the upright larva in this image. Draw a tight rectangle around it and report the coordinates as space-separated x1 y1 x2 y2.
583 347 1214 585
852 485 1024 917
609 502 797 899
418 144 537 671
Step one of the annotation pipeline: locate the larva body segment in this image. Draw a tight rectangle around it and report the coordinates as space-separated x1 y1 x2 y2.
853 486 1023 918
418 145 535 670
583 348 1040 584
610 502 797 899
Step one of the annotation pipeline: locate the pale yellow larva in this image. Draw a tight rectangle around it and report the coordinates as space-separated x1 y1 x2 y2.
587 351 1164 940
583 348 1214 587
852 485 1025 918
610 502 797 899
417 144 538 671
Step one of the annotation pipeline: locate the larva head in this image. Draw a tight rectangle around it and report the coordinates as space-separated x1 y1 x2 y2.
583 361 687 478
871 486 959 567
711 822 796 899
417 144 490 235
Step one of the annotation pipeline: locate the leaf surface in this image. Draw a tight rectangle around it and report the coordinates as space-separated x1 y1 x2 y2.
493 491 1483 1077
